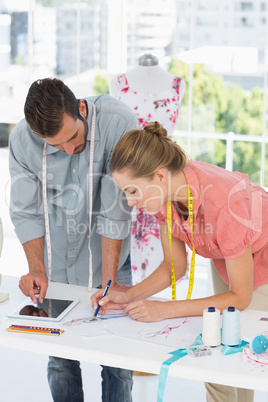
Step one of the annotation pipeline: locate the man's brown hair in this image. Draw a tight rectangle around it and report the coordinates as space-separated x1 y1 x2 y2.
24 78 81 138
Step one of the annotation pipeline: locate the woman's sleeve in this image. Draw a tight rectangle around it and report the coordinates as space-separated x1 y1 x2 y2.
155 211 166 226
216 195 263 260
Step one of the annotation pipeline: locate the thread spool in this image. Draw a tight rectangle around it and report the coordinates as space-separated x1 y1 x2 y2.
251 335 268 354
202 307 221 347
222 306 241 346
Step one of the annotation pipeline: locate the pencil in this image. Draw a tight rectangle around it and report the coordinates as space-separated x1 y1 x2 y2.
6 328 61 336
6 326 62 336
93 279 112 319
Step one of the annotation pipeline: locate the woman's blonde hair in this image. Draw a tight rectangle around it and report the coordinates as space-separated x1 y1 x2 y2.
110 121 188 177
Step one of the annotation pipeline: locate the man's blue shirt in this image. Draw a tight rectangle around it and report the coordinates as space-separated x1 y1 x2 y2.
9 94 138 287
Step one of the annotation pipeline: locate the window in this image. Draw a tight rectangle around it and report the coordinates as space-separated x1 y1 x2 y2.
260 2 267 11
240 2 253 11
1 0 267 187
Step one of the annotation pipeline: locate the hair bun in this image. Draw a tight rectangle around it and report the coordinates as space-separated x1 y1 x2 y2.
143 121 167 138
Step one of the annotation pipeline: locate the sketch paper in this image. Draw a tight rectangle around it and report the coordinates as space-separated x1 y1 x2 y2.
103 315 203 349
61 302 126 337
60 298 203 348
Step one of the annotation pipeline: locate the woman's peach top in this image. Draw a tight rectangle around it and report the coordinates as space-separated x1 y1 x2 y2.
155 161 268 290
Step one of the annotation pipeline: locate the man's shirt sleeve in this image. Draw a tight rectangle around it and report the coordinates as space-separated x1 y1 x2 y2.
95 102 138 240
9 122 45 244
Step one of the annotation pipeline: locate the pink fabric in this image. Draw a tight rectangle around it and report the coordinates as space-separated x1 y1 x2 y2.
155 161 268 290
115 72 186 284
116 73 183 136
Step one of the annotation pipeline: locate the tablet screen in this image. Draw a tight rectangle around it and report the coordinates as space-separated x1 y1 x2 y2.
19 298 75 319
7 296 79 322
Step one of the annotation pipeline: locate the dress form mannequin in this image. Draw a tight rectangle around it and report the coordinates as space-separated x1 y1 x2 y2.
111 53 183 94
110 54 187 285
109 53 186 136
138 53 159 66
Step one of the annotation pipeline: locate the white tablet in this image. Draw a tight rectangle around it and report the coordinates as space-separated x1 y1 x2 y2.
7 296 80 322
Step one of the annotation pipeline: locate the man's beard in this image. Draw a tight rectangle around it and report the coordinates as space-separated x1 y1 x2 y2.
74 116 88 154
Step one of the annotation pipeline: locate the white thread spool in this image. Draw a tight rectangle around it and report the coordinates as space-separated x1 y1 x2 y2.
222 307 241 346
202 307 221 347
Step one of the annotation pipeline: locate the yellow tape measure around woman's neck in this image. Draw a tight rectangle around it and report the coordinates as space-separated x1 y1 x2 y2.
166 183 196 300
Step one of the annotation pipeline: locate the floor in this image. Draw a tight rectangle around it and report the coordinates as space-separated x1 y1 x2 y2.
0 147 268 401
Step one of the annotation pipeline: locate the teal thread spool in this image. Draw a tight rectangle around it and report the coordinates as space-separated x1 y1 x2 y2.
222 307 241 346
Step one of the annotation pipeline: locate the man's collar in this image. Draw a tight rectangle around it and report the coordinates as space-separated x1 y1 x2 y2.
45 142 59 154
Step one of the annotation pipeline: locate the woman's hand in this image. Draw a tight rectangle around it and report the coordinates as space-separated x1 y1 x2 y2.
91 289 130 314
124 300 168 322
96 290 170 322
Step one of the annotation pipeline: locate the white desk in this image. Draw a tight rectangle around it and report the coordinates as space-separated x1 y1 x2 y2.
0 275 268 392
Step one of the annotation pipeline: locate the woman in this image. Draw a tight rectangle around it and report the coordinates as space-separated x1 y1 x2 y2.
92 121 268 402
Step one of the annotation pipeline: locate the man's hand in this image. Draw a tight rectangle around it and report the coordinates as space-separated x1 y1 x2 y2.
19 270 48 303
21 237 48 303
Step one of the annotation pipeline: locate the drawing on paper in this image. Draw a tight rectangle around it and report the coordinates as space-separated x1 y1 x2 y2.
140 318 189 340
63 313 127 327
103 315 203 348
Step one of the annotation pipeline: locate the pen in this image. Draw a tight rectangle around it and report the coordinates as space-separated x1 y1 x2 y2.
93 279 112 319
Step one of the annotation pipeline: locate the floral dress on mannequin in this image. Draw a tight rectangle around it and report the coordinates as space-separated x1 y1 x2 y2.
113 73 188 285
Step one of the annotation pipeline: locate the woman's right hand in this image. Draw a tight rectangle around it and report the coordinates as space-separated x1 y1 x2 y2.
100 291 130 307
91 290 130 313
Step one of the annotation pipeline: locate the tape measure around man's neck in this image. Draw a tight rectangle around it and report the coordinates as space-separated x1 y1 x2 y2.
166 181 196 300
42 104 95 290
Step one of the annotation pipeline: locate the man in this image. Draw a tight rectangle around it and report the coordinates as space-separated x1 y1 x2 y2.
9 78 138 402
